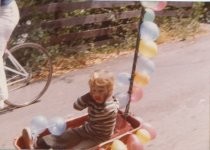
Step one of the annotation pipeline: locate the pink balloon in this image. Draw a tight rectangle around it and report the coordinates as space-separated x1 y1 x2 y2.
131 86 144 102
141 1 167 11
154 1 167 11
126 134 144 150
142 122 157 140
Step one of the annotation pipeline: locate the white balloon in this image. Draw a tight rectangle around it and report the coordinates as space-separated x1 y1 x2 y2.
141 1 158 9
30 115 48 136
140 21 160 41
114 92 129 109
48 117 67 136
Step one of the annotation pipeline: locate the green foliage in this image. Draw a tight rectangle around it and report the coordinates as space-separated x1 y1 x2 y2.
10 1 206 75
156 2 205 41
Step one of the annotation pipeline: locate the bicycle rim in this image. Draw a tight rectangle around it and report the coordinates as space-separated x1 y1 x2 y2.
4 43 53 107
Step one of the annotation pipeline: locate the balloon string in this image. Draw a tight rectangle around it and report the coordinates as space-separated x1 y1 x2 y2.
124 7 145 117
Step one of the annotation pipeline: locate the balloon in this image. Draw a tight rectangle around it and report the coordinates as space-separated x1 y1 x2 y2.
136 129 151 144
114 92 129 109
140 21 160 41
141 1 158 9
134 72 150 87
143 8 155 22
48 117 67 136
154 1 167 11
137 55 155 76
131 85 144 102
117 72 130 87
30 115 48 136
139 39 158 58
126 134 144 150
111 139 127 150
141 1 167 11
142 122 157 140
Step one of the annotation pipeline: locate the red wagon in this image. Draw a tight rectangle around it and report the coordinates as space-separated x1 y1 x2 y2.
14 111 144 149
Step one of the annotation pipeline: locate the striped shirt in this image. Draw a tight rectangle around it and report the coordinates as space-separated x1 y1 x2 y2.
74 93 119 141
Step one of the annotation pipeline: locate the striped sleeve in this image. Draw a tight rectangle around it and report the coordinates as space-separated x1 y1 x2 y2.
73 96 87 110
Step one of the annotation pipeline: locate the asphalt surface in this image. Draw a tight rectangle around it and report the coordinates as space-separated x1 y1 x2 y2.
0 25 209 150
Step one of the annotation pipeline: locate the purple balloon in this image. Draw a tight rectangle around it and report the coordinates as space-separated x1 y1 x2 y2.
137 55 155 76
116 72 130 87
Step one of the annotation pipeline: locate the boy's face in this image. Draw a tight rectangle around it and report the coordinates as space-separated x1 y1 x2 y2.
90 85 109 103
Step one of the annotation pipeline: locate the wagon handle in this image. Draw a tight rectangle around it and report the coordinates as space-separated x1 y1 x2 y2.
124 7 145 117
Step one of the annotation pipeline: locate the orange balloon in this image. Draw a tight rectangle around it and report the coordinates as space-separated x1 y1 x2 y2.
126 134 144 150
134 72 150 86
139 40 158 58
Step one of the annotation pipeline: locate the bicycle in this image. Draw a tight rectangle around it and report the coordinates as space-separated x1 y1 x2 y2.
3 43 53 108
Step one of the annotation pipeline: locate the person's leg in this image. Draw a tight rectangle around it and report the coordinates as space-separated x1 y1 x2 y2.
36 137 51 149
21 127 34 149
37 128 82 149
0 15 10 109
0 1 19 108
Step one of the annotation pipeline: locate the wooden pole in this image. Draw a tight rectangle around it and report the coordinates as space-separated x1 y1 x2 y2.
124 7 145 117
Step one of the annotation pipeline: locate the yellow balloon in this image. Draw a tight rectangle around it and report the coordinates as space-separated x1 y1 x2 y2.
136 129 151 144
111 139 127 150
134 72 150 86
139 39 158 58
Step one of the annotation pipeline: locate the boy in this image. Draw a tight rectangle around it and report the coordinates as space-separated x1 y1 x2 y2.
24 70 119 149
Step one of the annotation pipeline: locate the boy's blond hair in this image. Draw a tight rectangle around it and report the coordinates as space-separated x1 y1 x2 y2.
89 70 114 97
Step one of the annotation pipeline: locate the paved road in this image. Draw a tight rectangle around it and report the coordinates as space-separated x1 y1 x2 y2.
0 26 209 150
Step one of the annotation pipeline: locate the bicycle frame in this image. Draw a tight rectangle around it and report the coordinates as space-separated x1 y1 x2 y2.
3 43 53 107
4 49 29 87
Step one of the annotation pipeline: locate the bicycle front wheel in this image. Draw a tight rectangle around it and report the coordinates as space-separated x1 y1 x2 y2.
4 43 53 107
